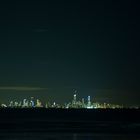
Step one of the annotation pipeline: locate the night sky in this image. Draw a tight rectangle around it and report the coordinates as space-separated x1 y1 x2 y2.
0 0 139 106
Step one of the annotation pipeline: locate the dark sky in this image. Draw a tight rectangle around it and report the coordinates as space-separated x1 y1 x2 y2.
0 0 139 106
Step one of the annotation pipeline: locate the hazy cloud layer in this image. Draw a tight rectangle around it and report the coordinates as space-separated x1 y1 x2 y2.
0 87 46 91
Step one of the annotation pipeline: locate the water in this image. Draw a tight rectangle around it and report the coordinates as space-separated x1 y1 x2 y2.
0 133 140 140
0 109 139 140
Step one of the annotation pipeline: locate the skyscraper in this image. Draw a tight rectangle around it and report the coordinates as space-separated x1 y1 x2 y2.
87 96 93 109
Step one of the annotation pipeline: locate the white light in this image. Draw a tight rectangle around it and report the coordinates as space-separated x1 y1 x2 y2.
87 106 93 109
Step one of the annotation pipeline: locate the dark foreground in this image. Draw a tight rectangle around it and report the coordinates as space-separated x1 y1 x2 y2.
0 108 140 139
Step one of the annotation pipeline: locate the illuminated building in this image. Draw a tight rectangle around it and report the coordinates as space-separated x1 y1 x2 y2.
36 99 43 107
14 102 18 107
71 93 77 108
1 104 7 108
45 102 48 108
52 102 56 108
87 96 93 109
22 99 29 107
73 94 77 104
9 101 14 107
0 94 128 109
18 101 22 107
30 97 35 107
82 98 85 108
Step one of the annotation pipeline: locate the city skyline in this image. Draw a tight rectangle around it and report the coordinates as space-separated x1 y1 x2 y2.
0 1 139 106
0 86 139 107
1 93 126 109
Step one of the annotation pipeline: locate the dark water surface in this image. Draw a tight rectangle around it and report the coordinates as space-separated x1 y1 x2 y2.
0 133 140 140
0 109 140 140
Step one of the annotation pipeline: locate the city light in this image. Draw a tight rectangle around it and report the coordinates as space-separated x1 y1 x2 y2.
0 94 131 109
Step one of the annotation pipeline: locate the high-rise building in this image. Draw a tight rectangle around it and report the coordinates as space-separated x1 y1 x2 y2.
30 97 35 107
9 101 14 107
82 98 85 108
22 99 29 107
74 94 77 103
72 94 77 108
36 99 43 107
87 96 91 105
87 96 93 109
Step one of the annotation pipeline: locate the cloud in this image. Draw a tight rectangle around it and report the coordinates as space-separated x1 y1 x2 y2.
0 86 46 91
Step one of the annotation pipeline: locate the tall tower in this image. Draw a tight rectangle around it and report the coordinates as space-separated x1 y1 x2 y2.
73 94 77 103
88 96 91 104
72 90 77 108
73 90 77 104
87 96 92 108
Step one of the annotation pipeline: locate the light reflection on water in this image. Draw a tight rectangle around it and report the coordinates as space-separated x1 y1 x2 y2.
0 133 140 140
